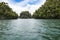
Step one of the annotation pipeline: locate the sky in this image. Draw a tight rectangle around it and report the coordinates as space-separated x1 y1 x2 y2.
0 0 46 15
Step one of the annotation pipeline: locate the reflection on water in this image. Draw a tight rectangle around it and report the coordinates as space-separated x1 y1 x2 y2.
0 19 60 40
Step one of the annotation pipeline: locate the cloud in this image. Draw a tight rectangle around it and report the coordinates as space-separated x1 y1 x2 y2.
0 0 46 15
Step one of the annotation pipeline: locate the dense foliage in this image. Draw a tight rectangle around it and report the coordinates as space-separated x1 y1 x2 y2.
20 11 31 18
33 0 60 19
0 2 18 19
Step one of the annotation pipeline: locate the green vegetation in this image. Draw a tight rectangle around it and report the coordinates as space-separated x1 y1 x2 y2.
1 0 60 19
33 0 60 19
0 2 18 19
20 11 31 18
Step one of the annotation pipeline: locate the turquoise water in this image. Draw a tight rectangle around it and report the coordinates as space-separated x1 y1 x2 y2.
0 19 60 40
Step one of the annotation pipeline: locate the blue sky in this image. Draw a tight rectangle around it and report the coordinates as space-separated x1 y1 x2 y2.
12 0 44 5
0 0 46 15
13 0 23 3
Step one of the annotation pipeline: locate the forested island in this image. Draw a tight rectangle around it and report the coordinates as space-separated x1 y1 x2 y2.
33 0 60 19
0 0 60 19
0 2 18 19
20 11 31 19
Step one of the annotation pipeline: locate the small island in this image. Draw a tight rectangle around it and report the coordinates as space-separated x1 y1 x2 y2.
20 11 31 19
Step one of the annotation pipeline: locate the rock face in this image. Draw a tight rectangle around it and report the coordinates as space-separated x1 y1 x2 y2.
20 11 31 19
33 0 60 19
0 2 18 19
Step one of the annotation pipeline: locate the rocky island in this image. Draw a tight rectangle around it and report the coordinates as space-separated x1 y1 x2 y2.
20 11 31 19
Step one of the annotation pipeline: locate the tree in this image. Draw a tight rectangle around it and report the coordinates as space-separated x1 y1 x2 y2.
33 0 60 19
20 11 31 18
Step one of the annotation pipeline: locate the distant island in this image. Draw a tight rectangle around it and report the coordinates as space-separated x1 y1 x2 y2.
20 11 31 19
0 0 60 19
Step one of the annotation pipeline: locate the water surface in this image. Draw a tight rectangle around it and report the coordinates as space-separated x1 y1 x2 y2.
0 19 60 40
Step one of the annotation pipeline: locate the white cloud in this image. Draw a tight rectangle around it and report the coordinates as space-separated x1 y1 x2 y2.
0 0 46 15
